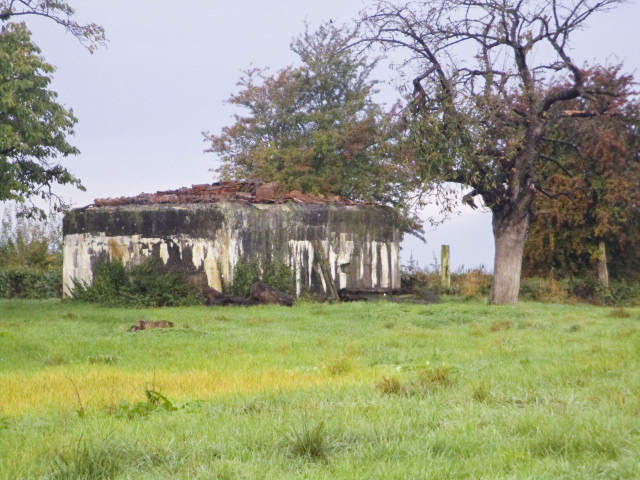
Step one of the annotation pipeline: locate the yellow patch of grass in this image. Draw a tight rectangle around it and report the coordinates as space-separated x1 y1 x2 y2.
0 368 353 415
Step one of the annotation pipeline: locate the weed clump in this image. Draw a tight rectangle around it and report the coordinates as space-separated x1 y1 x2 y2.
376 376 405 395
50 437 132 480
468 321 485 336
117 387 179 418
608 307 631 318
327 356 353 376
87 354 120 364
489 319 514 331
416 364 454 390
376 365 455 397
42 350 67 366
281 418 335 462
471 381 491 402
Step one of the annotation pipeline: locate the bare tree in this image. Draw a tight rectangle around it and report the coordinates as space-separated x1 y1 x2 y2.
359 0 627 303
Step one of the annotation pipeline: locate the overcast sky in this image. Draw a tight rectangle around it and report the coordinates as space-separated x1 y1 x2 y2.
18 0 640 270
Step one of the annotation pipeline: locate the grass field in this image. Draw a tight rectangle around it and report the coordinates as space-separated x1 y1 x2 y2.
0 299 638 479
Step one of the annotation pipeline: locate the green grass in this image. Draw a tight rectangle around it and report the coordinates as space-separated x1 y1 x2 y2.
0 299 639 478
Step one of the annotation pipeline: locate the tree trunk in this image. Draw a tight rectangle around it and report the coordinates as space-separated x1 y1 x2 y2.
597 240 609 289
490 210 530 304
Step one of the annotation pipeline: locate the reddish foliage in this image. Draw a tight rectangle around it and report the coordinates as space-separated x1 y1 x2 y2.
524 66 640 278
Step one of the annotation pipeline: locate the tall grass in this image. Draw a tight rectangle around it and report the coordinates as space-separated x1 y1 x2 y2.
0 299 639 478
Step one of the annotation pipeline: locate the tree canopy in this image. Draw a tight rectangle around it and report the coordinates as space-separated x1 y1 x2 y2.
0 1 105 217
523 65 640 280
359 0 629 303
0 22 82 216
205 24 409 213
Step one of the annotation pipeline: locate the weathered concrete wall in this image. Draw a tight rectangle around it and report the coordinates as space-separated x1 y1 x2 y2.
63 202 401 297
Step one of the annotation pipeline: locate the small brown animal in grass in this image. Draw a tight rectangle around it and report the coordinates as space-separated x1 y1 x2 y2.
128 320 174 332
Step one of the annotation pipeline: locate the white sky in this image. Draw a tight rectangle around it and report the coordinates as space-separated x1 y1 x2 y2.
17 0 640 270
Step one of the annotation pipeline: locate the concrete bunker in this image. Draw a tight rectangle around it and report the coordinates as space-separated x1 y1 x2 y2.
63 181 402 297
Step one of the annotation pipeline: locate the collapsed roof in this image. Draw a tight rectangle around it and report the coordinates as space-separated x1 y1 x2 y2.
93 181 371 207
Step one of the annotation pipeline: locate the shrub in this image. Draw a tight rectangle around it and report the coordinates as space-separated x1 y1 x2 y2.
519 277 568 303
401 258 490 299
262 260 296 296
230 258 295 297
401 256 438 292
73 259 129 303
0 267 62 298
455 268 492 298
128 259 202 306
230 259 261 296
519 276 631 305
609 280 640 306
71 258 203 307
567 276 613 305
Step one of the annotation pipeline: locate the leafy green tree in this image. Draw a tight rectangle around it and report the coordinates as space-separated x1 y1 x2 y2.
0 23 83 216
360 0 628 303
0 1 105 217
205 24 407 209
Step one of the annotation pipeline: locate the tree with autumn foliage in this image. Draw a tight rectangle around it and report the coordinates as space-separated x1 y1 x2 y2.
204 24 408 210
523 65 640 282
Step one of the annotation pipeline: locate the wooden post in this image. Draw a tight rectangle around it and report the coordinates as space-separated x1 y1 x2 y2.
597 240 609 289
441 244 451 288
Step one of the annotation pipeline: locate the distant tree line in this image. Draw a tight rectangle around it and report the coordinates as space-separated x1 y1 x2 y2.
0 203 62 297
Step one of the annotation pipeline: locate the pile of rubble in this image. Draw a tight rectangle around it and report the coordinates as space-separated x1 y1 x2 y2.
94 181 369 207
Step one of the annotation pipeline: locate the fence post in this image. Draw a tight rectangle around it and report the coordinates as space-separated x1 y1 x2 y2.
441 244 451 288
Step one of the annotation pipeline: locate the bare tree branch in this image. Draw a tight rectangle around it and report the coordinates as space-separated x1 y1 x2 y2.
0 0 106 52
